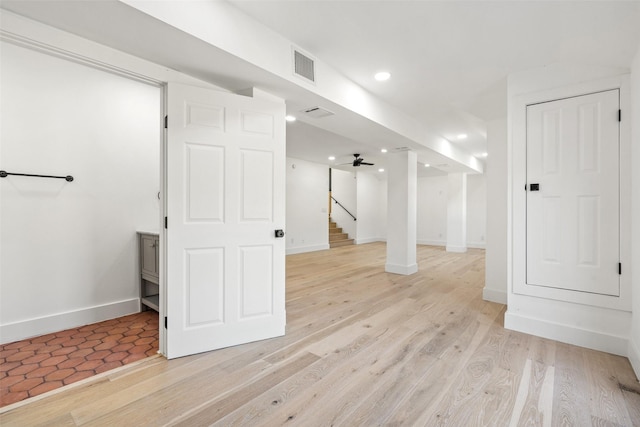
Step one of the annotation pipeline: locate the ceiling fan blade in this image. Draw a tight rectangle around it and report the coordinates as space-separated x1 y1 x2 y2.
360 162 375 165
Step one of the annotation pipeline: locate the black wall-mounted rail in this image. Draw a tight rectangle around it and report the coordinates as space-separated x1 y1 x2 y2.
331 196 356 221
0 170 74 182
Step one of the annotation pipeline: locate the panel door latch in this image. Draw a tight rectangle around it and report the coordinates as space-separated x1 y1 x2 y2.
275 229 285 238
529 183 540 191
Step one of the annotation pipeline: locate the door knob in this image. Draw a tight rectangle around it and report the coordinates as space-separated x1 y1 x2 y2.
274 229 285 238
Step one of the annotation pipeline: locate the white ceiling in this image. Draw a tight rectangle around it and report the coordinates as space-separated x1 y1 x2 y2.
3 1 640 176
230 0 640 162
287 120 447 177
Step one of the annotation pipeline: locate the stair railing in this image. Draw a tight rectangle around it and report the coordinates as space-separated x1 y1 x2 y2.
330 196 356 221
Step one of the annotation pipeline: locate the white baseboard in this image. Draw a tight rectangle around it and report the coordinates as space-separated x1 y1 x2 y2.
0 298 140 344
355 237 385 244
467 242 486 249
505 310 628 357
417 240 485 250
417 239 445 247
629 337 640 380
483 287 507 304
446 245 467 253
385 263 418 275
286 244 330 255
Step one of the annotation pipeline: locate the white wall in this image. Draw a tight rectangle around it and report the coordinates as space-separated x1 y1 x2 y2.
417 175 448 246
446 172 468 253
629 44 640 377
288 167 484 251
505 63 633 357
484 118 508 304
466 174 486 249
285 163 386 250
356 172 385 243
330 168 357 239
285 157 330 254
378 178 388 241
0 41 160 343
416 174 486 249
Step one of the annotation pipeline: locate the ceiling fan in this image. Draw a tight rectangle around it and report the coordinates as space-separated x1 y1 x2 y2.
348 153 374 167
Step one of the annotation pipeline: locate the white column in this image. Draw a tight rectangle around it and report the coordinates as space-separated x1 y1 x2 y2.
484 118 508 303
446 172 467 253
386 150 417 275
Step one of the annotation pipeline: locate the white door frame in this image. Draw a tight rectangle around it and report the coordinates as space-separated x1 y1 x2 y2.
2 22 292 358
511 75 631 311
0 22 232 356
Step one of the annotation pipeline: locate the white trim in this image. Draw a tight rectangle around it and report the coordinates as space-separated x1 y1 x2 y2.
417 239 445 247
385 263 418 275
0 29 163 87
511 74 632 311
466 241 486 249
0 10 227 91
355 237 386 244
0 299 140 345
505 310 628 357
446 245 467 253
417 240 485 249
286 244 330 255
483 288 507 304
629 338 640 380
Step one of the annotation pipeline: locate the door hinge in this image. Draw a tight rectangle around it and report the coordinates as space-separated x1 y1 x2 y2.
619 263 622 275
164 115 168 129
618 110 621 122
164 217 168 229
164 317 168 329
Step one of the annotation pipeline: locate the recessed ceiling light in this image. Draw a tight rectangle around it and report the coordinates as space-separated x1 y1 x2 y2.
424 163 430 167
285 115 297 122
381 148 388 153
374 71 391 81
457 133 468 140
480 152 488 158
378 168 385 172
328 156 336 161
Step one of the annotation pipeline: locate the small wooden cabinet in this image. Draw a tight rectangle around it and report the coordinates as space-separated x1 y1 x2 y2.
138 232 159 312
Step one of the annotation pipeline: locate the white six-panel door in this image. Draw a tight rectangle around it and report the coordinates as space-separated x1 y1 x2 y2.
166 83 286 359
526 89 619 296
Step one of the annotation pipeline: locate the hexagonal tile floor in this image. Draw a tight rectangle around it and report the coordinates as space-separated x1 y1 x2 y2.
0 311 158 407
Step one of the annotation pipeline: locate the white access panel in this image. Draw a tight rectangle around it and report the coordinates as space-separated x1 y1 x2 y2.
526 89 619 296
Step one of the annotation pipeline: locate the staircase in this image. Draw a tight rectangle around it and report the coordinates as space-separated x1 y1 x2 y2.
329 218 354 248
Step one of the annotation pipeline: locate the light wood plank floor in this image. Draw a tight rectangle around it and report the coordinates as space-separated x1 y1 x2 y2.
1 243 638 426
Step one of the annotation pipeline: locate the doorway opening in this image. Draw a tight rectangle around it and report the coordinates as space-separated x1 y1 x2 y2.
0 40 163 406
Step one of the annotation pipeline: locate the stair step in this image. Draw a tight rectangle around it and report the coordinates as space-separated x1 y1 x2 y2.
328 218 353 248
329 233 348 242
330 239 354 248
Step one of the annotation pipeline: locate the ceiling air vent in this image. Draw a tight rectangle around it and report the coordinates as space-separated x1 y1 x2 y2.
293 49 315 83
300 106 334 119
